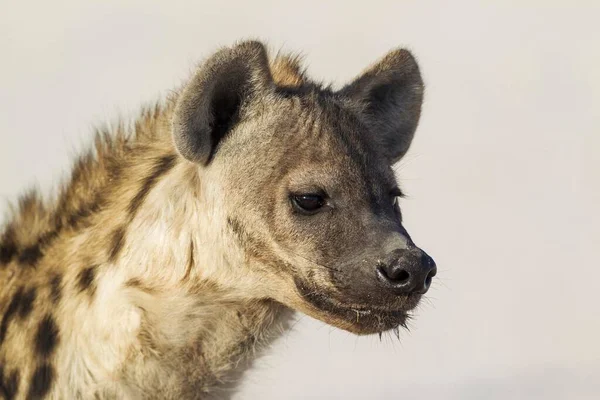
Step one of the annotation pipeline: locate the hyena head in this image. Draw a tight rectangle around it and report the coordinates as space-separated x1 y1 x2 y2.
172 41 435 335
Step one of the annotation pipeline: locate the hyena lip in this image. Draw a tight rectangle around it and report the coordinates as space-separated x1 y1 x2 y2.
294 279 419 335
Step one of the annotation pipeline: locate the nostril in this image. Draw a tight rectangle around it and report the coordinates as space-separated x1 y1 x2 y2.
377 250 436 294
429 267 437 278
392 269 410 282
378 265 410 283
422 266 437 292
425 271 433 288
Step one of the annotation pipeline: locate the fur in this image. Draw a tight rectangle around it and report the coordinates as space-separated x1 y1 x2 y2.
0 40 432 399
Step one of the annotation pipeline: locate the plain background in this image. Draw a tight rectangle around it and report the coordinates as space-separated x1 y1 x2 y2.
1 1 599 399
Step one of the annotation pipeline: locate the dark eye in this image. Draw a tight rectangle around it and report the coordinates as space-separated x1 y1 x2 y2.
390 187 404 199
291 194 327 214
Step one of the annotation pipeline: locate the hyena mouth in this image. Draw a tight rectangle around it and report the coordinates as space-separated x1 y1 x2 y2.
294 279 419 335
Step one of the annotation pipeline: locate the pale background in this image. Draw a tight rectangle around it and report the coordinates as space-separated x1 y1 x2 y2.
1 1 599 399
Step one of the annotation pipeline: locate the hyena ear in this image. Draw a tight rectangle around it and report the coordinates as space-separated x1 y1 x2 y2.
338 49 424 163
172 41 273 164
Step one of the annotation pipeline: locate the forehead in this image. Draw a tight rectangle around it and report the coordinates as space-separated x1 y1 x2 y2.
263 92 397 189
287 95 367 160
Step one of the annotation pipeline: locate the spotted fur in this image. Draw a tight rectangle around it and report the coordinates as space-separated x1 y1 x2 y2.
0 40 431 399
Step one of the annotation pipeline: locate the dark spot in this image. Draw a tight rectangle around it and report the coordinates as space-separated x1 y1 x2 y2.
124 278 157 294
27 364 54 399
125 278 142 288
107 159 122 181
0 226 18 265
11 230 56 268
0 242 18 266
17 287 36 319
66 197 102 229
37 230 59 247
77 266 97 294
127 154 177 216
49 274 62 304
0 367 20 400
227 217 246 245
108 227 126 262
34 315 59 358
54 188 104 232
67 207 90 228
17 244 42 266
23 192 105 267
0 288 24 345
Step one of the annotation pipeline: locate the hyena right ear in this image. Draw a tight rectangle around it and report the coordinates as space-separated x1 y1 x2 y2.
338 48 424 163
172 41 273 165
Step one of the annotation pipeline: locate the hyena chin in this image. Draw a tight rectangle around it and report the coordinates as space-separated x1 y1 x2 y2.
0 40 435 398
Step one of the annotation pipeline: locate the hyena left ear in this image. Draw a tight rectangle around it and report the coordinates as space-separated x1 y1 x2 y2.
172 41 273 165
338 48 424 163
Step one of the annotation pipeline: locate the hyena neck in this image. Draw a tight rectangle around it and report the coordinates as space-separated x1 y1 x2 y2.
0 105 289 397
77 121 290 395
99 150 289 396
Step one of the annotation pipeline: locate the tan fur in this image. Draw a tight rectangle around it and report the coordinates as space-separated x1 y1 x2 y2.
269 53 306 87
0 40 431 399
0 98 292 399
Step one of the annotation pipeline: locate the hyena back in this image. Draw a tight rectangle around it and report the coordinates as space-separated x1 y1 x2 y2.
0 41 435 399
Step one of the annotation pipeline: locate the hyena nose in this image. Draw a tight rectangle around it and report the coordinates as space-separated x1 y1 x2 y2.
376 249 437 295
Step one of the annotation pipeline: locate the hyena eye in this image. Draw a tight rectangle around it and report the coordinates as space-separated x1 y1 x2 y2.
390 187 404 199
291 194 327 215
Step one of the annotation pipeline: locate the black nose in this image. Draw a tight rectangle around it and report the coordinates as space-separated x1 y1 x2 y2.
376 249 437 294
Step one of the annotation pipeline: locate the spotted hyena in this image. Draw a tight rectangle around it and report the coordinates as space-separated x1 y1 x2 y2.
0 40 436 399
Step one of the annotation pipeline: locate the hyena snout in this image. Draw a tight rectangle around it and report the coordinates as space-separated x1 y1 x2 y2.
376 248 437 295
